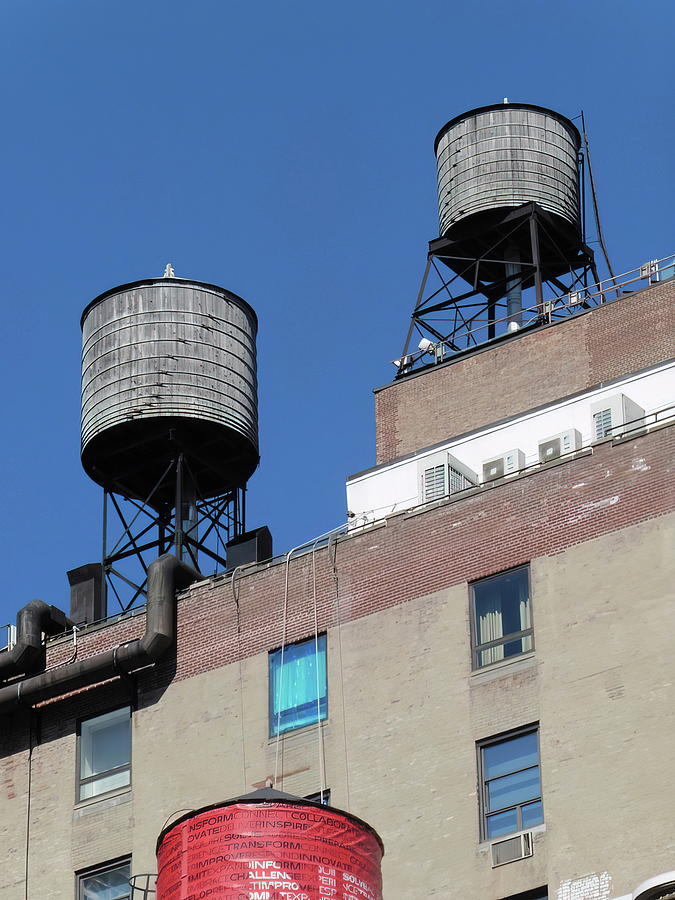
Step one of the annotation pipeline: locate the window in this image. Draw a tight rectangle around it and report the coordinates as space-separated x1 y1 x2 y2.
78 859 131 900
471 566 532 668
78 707 131 801
479 727 544 840
305 789 331 805
269 635 327 737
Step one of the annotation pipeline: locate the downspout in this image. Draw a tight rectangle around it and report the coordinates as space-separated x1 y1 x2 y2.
0 600 73 681
0 554 199 715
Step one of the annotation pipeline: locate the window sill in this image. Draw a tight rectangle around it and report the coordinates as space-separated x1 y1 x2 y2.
74 786 132 813
470 651 536 682
268 719 329 744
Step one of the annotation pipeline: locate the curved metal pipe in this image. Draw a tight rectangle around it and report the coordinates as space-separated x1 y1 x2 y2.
0 600 73 682
0 554 199 714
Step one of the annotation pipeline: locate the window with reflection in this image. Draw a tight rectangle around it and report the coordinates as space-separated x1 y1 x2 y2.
471 566 533 668
479 727 544 839
78 707 131 801
269 635 327 737
78 859 131 900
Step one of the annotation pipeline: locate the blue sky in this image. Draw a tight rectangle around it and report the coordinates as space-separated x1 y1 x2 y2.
0 0 673 626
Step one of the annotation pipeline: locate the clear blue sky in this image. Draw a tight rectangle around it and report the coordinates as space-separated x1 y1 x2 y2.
0 0 673 625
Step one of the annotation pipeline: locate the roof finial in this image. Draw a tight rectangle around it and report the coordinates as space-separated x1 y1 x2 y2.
503 97 509 104
163 263 175 278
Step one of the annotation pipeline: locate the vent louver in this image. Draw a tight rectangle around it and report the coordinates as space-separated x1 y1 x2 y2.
593 408 613 440
422 464 447 502
491 832 533 867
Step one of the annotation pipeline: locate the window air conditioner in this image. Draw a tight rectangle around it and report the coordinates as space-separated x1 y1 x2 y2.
482 449 525 483
538 428 582 463
590 394 645 441
491 831 533 867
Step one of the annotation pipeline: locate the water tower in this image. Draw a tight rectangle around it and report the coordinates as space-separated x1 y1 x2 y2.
78 268 261 611
399 102 604 370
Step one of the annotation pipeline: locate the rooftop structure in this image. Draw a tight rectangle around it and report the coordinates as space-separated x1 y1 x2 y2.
0 105 673 900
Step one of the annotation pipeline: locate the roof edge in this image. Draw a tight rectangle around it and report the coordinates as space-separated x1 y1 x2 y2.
80 277 258 330
433 102 581 153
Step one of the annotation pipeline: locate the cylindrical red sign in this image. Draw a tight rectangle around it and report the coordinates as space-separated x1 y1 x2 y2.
156 798 384 900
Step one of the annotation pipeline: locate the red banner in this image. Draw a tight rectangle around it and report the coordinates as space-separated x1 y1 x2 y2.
157 802 383 900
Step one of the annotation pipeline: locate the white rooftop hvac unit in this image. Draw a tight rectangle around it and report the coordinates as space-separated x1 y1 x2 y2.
482 449 525 483
538 428 582 463
590 393 645 441
419 452 479 504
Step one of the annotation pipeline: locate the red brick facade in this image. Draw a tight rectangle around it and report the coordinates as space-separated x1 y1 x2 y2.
375 280 675 465
25 422 673 716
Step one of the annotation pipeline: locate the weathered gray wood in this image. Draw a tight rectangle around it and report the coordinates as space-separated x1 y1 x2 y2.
81 280 258 459
436 106 581 237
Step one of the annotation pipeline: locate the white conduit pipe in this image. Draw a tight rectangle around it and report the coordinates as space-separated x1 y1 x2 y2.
273 524 346 790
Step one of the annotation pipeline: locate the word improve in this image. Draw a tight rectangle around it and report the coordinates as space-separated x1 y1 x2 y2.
156 802 383 900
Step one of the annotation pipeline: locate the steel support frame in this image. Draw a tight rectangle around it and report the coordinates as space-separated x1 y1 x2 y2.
399 205 601 369
101 457 244 612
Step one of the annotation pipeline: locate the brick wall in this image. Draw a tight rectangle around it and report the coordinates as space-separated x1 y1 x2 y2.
0 426 672 900
28 422 675 694
375 279 675 464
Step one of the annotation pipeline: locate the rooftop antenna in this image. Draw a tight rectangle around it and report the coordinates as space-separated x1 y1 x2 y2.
580 111 616 283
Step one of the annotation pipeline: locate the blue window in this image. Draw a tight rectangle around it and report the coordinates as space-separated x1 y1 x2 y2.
480 727 544 839
269 635 327 737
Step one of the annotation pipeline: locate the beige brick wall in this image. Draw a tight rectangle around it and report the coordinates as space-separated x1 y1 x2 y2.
2 514 673 899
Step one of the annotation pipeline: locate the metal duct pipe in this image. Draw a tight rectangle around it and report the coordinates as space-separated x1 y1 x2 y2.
0 600 73 682
0 554 198 715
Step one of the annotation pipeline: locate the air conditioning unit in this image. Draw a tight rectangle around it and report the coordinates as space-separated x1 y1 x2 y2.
590 394 645 441
491 831 533 867
448 454 479 494
538 428 582 463
482 449 525 483
419 452 478 503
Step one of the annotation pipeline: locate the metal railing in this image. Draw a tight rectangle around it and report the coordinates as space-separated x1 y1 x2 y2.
129 874 156 898
394 252 675 372
0 624 16 652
